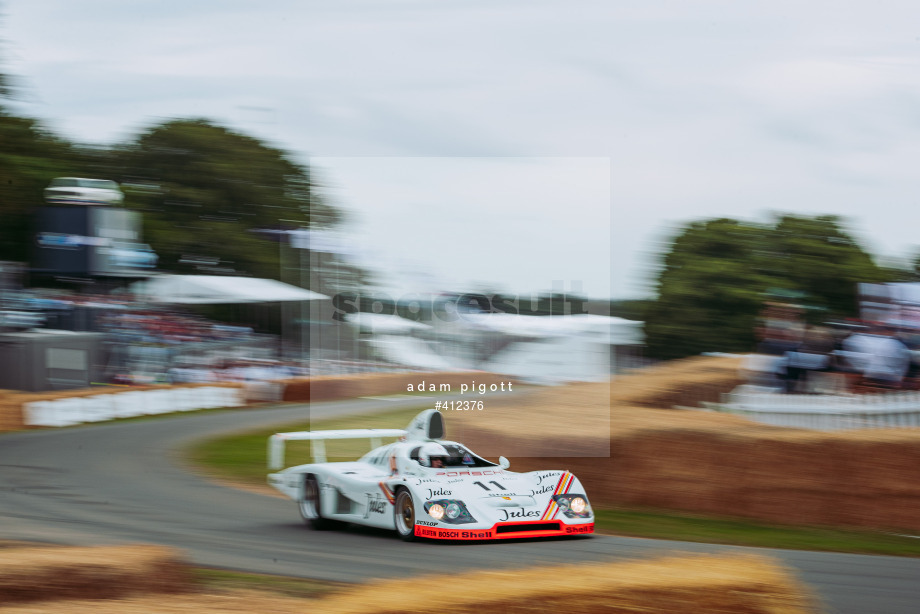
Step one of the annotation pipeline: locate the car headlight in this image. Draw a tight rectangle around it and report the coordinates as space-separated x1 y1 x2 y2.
552 494 591 519
424 499 476 524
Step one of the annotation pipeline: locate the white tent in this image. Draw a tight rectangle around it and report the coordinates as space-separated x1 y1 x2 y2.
462 313 644 345
131 275 327 304
344 312 430 334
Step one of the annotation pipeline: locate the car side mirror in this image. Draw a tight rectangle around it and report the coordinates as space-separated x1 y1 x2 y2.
498 456 510 470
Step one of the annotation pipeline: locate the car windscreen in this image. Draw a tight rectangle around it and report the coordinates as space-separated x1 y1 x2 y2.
80 179 118 190
49 178 79 187
441 444 496 468
407 443 497 467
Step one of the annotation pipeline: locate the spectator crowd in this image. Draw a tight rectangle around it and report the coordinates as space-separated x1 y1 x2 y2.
747 302 920 393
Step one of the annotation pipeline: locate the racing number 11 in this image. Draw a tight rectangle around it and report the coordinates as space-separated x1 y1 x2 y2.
473 481 507 491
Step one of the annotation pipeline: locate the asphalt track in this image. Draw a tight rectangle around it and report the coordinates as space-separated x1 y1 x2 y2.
1 397 918 614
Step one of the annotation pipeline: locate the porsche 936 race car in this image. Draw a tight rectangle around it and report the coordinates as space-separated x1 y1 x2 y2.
267 409 594 540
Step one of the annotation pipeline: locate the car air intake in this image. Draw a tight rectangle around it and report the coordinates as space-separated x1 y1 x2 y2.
428 411 444 439
495 522 561 534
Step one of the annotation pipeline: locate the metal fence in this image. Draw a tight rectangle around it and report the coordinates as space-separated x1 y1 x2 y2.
705 385 920 430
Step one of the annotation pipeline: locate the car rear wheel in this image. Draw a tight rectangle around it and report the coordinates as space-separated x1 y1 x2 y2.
300 474 334 530
393 488 417 541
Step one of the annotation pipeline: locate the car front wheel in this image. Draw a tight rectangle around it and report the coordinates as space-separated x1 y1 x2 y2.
393 489 417 541
300 474 334 530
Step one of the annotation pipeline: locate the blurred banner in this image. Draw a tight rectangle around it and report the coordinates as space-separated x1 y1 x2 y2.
34 206 156 277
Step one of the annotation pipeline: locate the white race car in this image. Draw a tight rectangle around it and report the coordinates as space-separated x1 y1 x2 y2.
268 409 594 541
44 177 124 205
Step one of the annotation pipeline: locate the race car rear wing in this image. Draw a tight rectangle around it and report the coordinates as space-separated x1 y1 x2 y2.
268 428 407 469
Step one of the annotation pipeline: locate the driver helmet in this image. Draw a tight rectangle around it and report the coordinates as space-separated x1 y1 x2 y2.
419 442 449 468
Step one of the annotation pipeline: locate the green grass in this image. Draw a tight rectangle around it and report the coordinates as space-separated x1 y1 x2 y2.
192 567 345 599
594 508 920 557
186 405 920 558
184 405 427 483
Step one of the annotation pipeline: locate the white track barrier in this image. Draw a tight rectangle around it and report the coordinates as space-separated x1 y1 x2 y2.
85 395 116 422
22 386 246 427
707 385 920 430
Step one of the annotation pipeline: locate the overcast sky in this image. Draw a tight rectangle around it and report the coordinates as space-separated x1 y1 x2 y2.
4 1 920 299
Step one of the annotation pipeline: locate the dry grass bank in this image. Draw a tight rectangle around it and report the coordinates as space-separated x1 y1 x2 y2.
314 553 817 614
450 356 920 531
0 545 191 605
0 545 818 614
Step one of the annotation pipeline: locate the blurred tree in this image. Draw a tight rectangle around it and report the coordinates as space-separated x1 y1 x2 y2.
645 215 887 359
905 252 920 281
0 39 16 101
646 218 775 359
0 68 13 99
605 299 651 321
0 21 81 263
115 118 341 279
765 215 887 316
0 111 79 261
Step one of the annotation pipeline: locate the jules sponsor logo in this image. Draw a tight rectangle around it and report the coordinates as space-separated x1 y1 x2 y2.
426 488 452 499
499 508 541 521
536 472 559 485
364 494 387 518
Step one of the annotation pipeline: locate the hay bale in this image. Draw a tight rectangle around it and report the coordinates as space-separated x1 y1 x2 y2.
315 553 817 614
0 592 324 613
0 545 192 604
0 401 24 431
